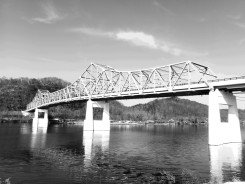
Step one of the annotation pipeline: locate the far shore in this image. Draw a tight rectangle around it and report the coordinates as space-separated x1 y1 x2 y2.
1 116 245 126
0 118 209 126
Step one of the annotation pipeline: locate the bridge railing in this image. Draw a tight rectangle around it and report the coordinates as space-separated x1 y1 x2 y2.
209 76 245 82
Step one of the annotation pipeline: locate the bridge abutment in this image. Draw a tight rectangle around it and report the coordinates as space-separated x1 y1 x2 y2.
33 109 49 128
209 89 241 145
84 100 110 131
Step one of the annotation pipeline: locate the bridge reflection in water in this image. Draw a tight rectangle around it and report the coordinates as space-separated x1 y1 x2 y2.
30 125 48 149
209 143 242 183
83 127 110 169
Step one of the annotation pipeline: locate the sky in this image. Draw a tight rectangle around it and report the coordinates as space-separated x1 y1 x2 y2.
1 0 245 108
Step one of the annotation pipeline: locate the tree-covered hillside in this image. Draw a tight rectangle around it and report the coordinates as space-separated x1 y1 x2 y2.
0 77 69 111
111 98 245 122
126 97 208 121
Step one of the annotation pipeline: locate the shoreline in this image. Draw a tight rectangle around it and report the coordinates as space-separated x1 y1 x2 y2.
0 119 208 126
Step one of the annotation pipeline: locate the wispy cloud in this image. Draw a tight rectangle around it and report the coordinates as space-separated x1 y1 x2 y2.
115 32 158 49
29 2 64 24
152 0 175 15
234 22 245 29
69 27 207 57
227 14 242 20
116 31 186 56
71 27 113 37
196 18 207 23
239 38 245 45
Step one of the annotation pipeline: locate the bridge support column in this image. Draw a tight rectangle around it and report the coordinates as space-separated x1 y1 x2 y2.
84 100 110 131
33 109 49 128
209 89 241 145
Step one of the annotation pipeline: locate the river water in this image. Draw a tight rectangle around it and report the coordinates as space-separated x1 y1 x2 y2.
0 122 245 183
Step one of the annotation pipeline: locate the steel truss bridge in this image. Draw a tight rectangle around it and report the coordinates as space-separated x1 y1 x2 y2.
26 60 245 145
26 60 245 112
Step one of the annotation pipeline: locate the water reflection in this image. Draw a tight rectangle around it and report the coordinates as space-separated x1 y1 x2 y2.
30 126 48 149
5 123 245 183
83 131 110 168
209 143 242 183
20 123 31 134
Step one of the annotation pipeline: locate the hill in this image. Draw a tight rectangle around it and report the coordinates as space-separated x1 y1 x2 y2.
125 97 208 122
0 77 70 111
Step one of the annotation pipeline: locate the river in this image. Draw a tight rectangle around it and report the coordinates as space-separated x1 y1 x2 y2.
0 122 245 183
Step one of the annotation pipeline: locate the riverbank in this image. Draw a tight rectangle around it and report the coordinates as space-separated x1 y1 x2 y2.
1 112 245 126
0 118 218 126
110 120 208 126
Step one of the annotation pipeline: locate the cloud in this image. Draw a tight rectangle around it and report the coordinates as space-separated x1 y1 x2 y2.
30 2 64 24
234 22 245 29
196 18 207 23
70 27 206 57
227 14 242 20
239 38 245 45
71 27 113 37
152 0 175 15
116 32 209 56
115 31 188 56
115 32 158 49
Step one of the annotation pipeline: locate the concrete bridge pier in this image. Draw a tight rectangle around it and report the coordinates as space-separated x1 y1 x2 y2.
209 89 241 145
32 109 49 128
84 100 110 131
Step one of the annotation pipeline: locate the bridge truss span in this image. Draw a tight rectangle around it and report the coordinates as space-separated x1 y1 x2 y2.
27 60 245 145
26 61 217 111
